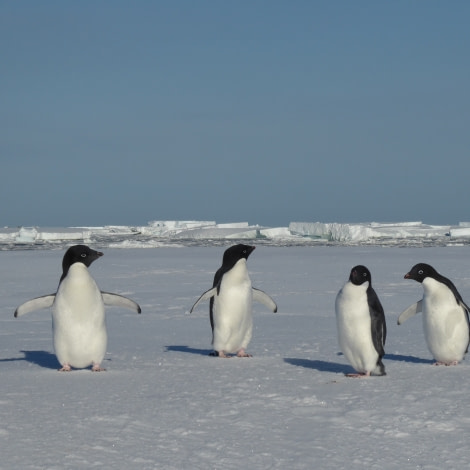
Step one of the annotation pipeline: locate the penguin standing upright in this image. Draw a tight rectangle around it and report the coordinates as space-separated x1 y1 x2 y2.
399 263 470 365
335 265 387 377
190 244 277 358
15 245 141 371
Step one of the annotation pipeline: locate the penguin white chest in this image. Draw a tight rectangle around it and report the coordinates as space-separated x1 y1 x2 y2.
213 260 253 353
335 282 378 373
421 278 469 363
53 263 107 368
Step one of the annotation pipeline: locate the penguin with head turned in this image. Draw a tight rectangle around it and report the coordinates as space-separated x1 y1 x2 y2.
190 244 277 358
399 263 470 365
14 245 141 371
335 265 387 377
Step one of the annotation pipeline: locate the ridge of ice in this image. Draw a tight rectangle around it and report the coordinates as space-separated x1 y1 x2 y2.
289 221 451 242
1 220 468 249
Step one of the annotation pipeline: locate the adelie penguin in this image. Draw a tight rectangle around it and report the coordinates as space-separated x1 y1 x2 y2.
335 265 387 377
190 244 277 358
399 263 470 366
14 245 141 371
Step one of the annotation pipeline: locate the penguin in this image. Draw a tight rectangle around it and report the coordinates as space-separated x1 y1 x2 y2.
14 245 141 371
190 244 277 358
399 263 470 365
335 265 387 377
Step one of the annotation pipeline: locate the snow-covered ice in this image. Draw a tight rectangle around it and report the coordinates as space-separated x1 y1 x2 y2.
2 220 470 250
1 245 470 469
288 221 451 243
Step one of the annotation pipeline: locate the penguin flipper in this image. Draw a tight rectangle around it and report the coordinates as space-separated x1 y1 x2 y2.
190 287 218 313
101 292 142 314
368 288 386 355
252 288 278 312
397 300 422 325
14 294 56 318
458 299 470 317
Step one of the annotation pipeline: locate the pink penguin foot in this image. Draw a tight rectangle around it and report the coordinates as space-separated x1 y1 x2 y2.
209 350 231 358
217 351 231 358
58 364 72 372
91 364 106 372
433 361 459 366
236 349 252 358
346 371 371 378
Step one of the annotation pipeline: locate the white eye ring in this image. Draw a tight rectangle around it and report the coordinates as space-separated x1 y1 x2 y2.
418 270 423 274
81 253 87 258
363 272 367 276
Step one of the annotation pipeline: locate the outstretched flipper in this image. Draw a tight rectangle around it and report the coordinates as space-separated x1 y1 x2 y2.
252 288 277 312
189 287 217 313
101 292 142 314
397 299 422 325
14 294 56 318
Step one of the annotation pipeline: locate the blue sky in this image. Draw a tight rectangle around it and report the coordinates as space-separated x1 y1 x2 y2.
2 1 469 227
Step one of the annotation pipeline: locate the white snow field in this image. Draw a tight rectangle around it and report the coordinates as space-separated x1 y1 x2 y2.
1 245 470 469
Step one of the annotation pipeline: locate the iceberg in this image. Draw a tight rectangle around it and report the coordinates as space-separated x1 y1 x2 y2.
449 222 470 238
37 228 91 242
0 228 18 243
449 227 470 238
259 227 299 239
0 220 468 250
173 223 257 239
289 221 450 243
142 221 217 237
15 227 38 244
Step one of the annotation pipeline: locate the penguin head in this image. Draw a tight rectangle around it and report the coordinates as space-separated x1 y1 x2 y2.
62 245 103 272
222 244 256 267
404 263 438 283
349 265 371 286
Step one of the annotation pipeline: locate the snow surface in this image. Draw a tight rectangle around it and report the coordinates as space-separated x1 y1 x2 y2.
2 245 470 469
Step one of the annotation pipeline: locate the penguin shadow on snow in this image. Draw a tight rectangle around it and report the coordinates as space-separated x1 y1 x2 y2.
165 345 214 356
284 357 355 375
0 350 114 370
284 353 434 375
0 350 59 370
384 353 434 365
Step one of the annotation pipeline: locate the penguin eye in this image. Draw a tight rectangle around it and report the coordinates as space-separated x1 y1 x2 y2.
418 270 423 275
81 253 87 258
363 272 367 277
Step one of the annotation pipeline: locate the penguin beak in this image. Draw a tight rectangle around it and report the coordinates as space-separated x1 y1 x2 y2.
404 273 410 279
97 251 104 258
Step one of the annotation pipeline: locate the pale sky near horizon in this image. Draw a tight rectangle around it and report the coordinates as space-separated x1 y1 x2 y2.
2 1 469 227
